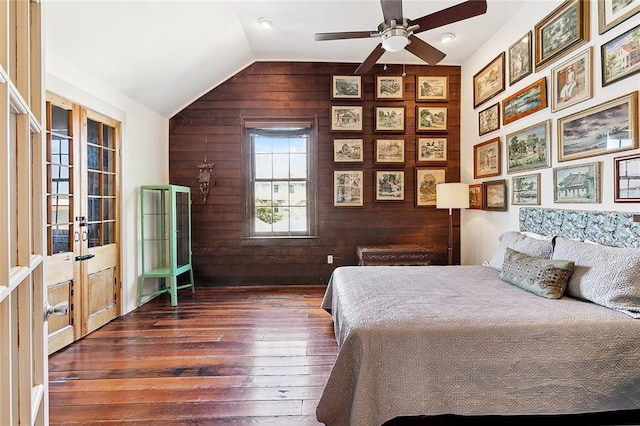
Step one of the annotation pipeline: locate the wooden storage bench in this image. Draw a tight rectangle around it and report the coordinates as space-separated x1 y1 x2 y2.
356 245 432 266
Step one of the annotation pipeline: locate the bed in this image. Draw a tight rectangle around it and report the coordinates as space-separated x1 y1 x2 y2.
316 208 640 426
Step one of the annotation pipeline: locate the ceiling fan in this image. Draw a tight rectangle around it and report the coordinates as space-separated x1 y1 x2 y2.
314 0 488 74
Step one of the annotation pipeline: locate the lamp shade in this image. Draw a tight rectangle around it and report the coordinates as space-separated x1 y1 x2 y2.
436 182 469 209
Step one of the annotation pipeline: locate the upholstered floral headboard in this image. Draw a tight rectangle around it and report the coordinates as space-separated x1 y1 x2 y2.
519 207 640 248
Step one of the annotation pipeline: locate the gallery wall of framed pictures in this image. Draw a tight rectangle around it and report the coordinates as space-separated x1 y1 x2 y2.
466 0 640 213
330 66 459 208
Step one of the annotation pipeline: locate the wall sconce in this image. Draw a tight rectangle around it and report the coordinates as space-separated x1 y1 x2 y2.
197 141 216 203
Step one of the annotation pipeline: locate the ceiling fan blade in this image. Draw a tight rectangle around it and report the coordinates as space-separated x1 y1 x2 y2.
410 0 487 34
314 31 377 41
354 44 386 75
405 35 446 65
380 0 403 24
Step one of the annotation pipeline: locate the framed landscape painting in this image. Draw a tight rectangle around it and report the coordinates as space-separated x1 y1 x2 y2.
553 162 601 203
508 31 532 85
333 170 364 207
557 92 638 162
502 77 547 125
416 106 447 132
534 0 590 71
375 106 405 132
417 137 447 162
416 76 448 101
506 120 551 174
331 75 362 99
478 103 500 136
376 171 405 201
598 0 640 34
474 137 501 179
375 139 405 164
468 184 484 210
416 168 445 207
601 24 640 86
483 179 507 211
333 139 363 163
473 52 505 108
331 106 363 132
376 75 404 100
512 173 541 206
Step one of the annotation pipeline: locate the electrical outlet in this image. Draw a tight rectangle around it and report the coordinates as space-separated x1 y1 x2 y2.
327 255 334 264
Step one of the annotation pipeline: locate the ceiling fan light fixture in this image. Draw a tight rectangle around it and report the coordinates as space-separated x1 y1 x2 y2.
258 17 273 29
381 28 409 52
440 32 455 43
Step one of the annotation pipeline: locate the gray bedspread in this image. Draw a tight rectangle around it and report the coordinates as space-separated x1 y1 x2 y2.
316 265 640 426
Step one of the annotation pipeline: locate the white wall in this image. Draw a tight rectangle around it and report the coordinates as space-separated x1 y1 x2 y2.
460 0 640 265
46 52 169 315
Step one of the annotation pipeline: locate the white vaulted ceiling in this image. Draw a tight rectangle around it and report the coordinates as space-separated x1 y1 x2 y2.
44 0 529 117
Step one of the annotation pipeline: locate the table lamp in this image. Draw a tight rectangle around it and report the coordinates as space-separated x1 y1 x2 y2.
436 182 469 265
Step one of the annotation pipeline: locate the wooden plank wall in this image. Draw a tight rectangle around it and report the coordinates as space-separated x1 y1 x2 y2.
169 61 461 285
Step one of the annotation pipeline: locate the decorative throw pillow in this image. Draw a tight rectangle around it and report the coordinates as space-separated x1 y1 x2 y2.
552 237 640 318
499 248 574 299
486 231 554 271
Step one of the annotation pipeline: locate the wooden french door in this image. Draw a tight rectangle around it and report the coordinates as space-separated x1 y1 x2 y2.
45 94 120 354
0 1 48 424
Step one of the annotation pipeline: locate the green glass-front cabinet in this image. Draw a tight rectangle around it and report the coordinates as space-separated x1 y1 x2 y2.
138 185 195 306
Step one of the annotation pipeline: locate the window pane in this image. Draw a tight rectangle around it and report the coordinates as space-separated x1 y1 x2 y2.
272 154 289 179
87 145 99 170
103 222 114 245
290 206 307 232
51 225 70 254
272 208 290 232
291 182 307 207
88 171 100 196
50 196 70 225
103 148 114 172
254 137 272 153
103 174 115 196
87 119 99 144
290 137 307 153
88 197 99 222
103 198 114 220
255 154 272 179
51 105 69 136
272 138 290 153
103 125 114 148
87 223 100 248
290 153 307 178
51 136 70 165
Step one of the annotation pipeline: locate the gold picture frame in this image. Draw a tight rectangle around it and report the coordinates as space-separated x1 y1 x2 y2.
557 92 638 162
534 0 590 71
473 52 505 108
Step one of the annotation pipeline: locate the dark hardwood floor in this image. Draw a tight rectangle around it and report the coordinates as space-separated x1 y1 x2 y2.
49 285 640 426
48 286 337 425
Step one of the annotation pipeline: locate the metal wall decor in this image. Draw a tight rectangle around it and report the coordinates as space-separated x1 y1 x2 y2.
197 140 216 203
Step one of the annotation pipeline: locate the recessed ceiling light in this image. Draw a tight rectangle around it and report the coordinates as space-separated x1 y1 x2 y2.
258 17 273 29
440 32 455 43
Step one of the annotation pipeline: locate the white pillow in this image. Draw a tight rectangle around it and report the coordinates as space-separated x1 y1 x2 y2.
485 231 554 271
521 231 553 240
552 237 640 318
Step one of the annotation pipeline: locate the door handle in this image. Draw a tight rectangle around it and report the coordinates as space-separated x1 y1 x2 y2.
44 301 69 321
75 253 96 262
